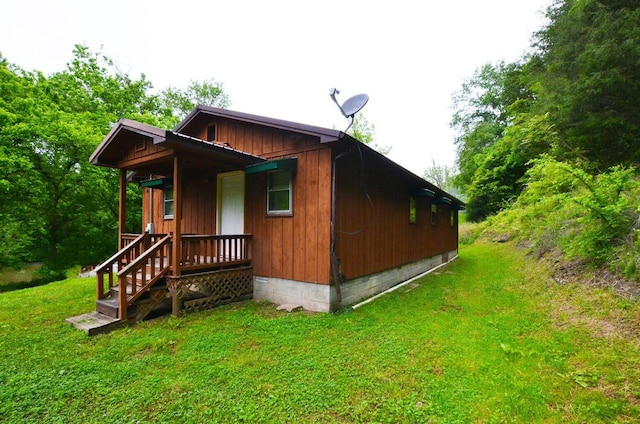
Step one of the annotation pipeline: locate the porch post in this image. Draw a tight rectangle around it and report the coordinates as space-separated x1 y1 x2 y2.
118 169 127 249
172 155 182 276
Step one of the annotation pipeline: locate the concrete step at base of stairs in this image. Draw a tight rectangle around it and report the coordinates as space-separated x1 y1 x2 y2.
65 312 126 336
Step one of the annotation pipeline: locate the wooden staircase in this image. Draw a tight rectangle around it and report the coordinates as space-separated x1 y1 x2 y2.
95 277 169 321
67 232 254 335
68 233 173 335
99 234 171 320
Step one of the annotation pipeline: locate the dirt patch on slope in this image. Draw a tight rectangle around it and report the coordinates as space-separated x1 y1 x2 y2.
552 257 640 301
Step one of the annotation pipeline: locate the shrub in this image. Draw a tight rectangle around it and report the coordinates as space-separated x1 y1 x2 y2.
481 156 640 278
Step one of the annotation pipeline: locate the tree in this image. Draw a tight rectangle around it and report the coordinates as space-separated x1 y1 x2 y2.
162 78 230 122
451 60 540 220
0 45 231 277
347 114 391 155
422 159 460 197
450 0 640 219
0 56 36 267
534 0 640 169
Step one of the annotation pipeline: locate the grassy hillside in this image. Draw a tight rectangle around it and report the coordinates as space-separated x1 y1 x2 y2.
1 242 638 423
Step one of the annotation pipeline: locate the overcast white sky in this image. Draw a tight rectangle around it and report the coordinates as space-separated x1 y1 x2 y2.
0 0 550 176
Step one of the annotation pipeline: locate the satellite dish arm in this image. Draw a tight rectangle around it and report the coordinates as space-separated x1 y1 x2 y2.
329 88 347 118
344 115 355 133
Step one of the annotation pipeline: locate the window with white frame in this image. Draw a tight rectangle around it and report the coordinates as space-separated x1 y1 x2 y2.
267 171 292 215
164 186 174 219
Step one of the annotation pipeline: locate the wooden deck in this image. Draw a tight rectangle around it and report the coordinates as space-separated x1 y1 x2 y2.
90 233 252 323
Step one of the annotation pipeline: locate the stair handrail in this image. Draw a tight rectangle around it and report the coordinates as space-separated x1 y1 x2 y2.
96 233 147 299
117 234 172 320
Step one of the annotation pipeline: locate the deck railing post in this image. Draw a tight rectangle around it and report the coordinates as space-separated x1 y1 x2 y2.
118 169 127 251
97 273 104 299
118 275 128 321
172 155 182 276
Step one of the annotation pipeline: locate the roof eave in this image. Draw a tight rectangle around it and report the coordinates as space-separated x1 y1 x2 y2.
175 105 346 144
89 118 167 166
341 138 466 207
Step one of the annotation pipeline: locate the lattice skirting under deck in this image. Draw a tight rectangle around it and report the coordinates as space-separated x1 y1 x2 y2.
166 266 253 315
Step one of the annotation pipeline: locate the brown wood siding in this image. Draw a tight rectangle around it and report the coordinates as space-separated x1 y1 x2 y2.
190 117 320 157
334 151 458 280
246 147 332 285
183 115 332 285
115 135 171 169
142 176 217 236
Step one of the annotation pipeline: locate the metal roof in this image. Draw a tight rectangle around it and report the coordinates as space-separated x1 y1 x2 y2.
91 109 464 207
175 105 352 144
89 118 264 168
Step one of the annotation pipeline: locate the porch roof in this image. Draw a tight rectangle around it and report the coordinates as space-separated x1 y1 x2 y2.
90 118 265 172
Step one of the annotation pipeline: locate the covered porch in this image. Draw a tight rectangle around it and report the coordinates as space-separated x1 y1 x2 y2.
87 119 266 323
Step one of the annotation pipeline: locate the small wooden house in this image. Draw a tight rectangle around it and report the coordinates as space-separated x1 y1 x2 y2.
88 106 464 322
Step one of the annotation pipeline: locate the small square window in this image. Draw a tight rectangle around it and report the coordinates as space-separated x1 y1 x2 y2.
431 204 438 225
267 171 292 215
164 186 174 218
409 196 417 224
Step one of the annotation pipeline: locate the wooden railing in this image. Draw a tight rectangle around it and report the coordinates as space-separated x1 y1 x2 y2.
95 233 167 300
117 234 172 320
181 234 252 272
96 233 251 320
120 233 140 250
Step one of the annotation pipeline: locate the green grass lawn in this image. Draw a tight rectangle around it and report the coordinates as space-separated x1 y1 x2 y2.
1 241 639 423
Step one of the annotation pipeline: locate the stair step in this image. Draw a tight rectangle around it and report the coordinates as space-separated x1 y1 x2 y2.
95 297 118 318
96 297 136 319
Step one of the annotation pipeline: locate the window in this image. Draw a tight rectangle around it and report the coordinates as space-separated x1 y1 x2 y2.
450 209 455 227
409 196 417 224
267 171 292 215
431 204 438 225
164 186 174 218
207 125 217 142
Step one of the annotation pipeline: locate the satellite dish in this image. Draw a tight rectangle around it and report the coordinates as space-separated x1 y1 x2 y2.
341 94 369 117
329 88 369 132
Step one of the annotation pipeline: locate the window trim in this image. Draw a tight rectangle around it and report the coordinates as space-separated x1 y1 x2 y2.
163 186 174 219
267 170 293 216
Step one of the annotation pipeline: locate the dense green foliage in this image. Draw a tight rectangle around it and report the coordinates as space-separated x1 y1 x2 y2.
0 46 228 278
452 0 640 277
454 0 640 219
1 242 638 422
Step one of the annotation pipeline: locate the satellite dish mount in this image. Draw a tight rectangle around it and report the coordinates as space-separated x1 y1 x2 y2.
329 88 369 132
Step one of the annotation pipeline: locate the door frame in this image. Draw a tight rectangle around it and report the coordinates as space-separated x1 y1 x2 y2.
216 170 246 235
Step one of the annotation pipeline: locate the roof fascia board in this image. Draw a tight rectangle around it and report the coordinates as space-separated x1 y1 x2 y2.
90 118 167 165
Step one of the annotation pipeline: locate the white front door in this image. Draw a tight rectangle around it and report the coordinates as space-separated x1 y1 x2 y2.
218 171 245 235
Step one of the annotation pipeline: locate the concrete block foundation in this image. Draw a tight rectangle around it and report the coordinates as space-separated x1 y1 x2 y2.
253 249 458 312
